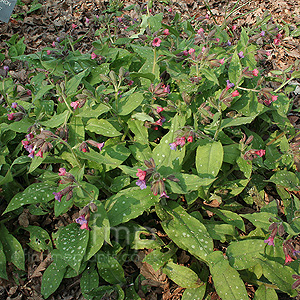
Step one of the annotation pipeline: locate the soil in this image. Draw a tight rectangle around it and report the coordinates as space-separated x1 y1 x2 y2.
1 0 300 299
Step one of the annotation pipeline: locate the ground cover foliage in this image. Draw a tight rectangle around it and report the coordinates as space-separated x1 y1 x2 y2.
1 1 300 299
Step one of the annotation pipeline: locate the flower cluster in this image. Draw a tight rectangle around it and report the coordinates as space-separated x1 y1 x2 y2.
52 168 76 202
149 82 170 98
258 88 278 106
169 127 197 150
79 140 105 153
243 148 266 160
7 102 26 122
22 129 55 159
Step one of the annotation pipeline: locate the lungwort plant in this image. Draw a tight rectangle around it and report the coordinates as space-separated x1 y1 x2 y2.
1 4 300 300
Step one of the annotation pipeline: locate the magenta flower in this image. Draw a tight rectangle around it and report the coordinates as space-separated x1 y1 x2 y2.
91 52 97 59
188 48 195 55
232 25 237 31
238 51 244 58
227 40 232 46
28 150 35 159
160 191 169 198
264 235 275 246
136 179 147 190
182 50 188 56
285 254 293 264
85 17 89 24
187 136 193 143
76 215 89 230
163 29 170 36
70 101 80 110
136 169 147 181
46 50 51 55
260 31 265 36
97 142 105 151
156 106 164 113
36 150 43 158
58 168 67 176
52 41 56 47
274 38 280 45
3 66 9 72
168 8 172 12
7 113 15 121
71 23 77 29
226 80 234 90
176 137 186 147
53 192 62 202
219 58 225 65
11 102 18 109
252 69 259 76
255 149 266 157
169 142 177 150
271 95 278 102
152 37 162 47
197 28 204 34
232 90 240 97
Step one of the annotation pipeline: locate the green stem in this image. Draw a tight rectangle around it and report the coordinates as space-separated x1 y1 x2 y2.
274 77 294 93
152 48 157 74
56 136 81 168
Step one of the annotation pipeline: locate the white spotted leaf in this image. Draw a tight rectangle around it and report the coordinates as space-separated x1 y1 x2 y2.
162 261 201 288
96 252 126 284
86 119 121 137
0 241 8 280
228 50 242 84
0 225 25 271
80 264 99 296
196 140 223 178
105 187 159 227
253 285 278 300
208 251 249 300
3 183 56 214
182 284 206 300
41 261 67 299
24 225 52 252
226 239 265 270
117 92 144 115
157 202 213 262
56 223 89 272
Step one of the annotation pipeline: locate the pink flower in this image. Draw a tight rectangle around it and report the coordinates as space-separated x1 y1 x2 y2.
182 50 189 56
76 215 89 230
197 28 204 34
271 95 278 102
97 142 105 151
274 38 280 45
136 179 147 189
46 50 51 55
238 51 244 58
216 38 220 42
202 46 206 52
219 58 225 65
52 41 56 47
70 101 80 110
260 31 265 36
264 236 275 246
58 168 67 176
36 150 43 158
156 106 164 113
176 137 186 147
205 13 209 19
254 149 265 157
152 37 162 47
226 80 234 90
285 254 293 264
232 25 237 31
187 136 193 142
188 48 195 55
169 142 177 150
252 69 259 76
266 50 271 56
27 90 32 96
232 90 240 97
71 23 77 29
85 17 89 24
136 169 147 181
7 113 15 120
277 33 282 39
160 191 169 198
91 52 97 59
128 80 134 86
264 99 272 106
163 29 170 36
11 102 17 109
168 8 172 12
155 119 163 126
53 192 62 202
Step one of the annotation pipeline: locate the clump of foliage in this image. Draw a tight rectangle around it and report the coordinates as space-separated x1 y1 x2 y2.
1 2 300 299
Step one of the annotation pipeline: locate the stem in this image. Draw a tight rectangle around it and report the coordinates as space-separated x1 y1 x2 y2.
56 136 81 168
152 48 157 74
237 86 260 93
274 77 294 93
60 91 73 114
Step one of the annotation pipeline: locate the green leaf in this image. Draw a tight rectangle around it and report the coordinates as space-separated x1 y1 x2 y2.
84 201 110 260
163 261 201 288
208 251 248 300
242 212 276 230
128 119 148 143
158 202 213 262
0 241 8 280
148 13 163 33
226 239 265 270
3 183 56 214
77 103 111 118
220 115 257 129
201 68 219 85
260 259 297 297
240 28 249 47
66 69 89 94
68 115 85 148
182 284 206 300
0 225 25 271
132 112 154 122
96 252 126 284
105 187 159 227
208 208 245 231
268 170 300 190
118 92 144 115
8 118 34 133
143 244 177 271
24 226 52 252
88 63 110 85
41 261 67 299
29 154 47 173
228 51 242 84
196 140 223 178
153 113 186 172
80 264 99 295
40 111 70 128
236 156 252 178
56 223 89 272
253 285 278 300
86 119 121 137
